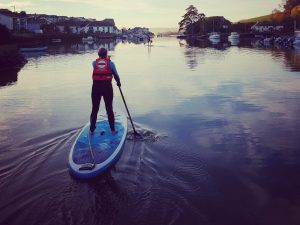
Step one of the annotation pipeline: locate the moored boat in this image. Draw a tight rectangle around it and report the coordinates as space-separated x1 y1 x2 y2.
293 30 300 47
208 32 220 40
176 34 187 39
228 32 239 40
20 46 48 52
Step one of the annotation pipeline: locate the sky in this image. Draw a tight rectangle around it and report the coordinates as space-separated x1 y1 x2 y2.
0 0 283 28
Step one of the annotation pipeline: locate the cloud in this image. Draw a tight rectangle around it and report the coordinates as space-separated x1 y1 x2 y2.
0 1 34 9
40 0 172 14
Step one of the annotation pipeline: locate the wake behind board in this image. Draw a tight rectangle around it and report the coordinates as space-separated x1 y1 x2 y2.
69 113 127 179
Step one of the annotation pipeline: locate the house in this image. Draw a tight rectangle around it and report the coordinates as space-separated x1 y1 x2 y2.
251 22 284 33
205 16 232 33
54 19 116 34
56 21 94 34
0 9 119 35
88 19 116 34
0 9 14 30
26 17 44 33
0 9 27 31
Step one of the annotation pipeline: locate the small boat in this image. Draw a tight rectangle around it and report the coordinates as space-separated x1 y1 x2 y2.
176 34 187 39
228 32 239 40
209 38 220 45
293 30 300 47
229 38 240 46
20 46 48 52
208 32 220 40
208 19 220 40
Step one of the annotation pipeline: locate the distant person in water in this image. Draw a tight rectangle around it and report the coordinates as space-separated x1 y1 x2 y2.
147 35 152 45
90 48 121 135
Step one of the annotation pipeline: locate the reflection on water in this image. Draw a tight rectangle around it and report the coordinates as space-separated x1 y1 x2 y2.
1 37 300 225
47 39 118 55
181 37 300 72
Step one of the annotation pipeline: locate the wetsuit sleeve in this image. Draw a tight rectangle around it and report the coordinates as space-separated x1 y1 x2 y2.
109 61 120 82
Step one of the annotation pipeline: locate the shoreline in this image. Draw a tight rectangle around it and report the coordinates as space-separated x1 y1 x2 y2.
0 44 27 68
11 33 117 45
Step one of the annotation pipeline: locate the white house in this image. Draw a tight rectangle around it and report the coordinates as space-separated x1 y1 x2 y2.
55 19 116 34
88 19 115 34
0 9 28 31
0 9 16 30
55 21 85 33
251 22 284 33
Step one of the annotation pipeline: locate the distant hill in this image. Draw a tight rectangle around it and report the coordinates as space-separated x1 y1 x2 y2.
237 14 272 23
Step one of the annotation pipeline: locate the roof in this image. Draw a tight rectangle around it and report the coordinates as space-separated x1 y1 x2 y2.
0 9 22 18
55 20 90 26
90 19 115 26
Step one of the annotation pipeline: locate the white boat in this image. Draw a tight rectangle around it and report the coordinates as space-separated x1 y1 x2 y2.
176 34 187 39
293 30 300 47
208 19 220 40
208 32 220 40
229 38 240 46
209 38 220 45
228 32 239 40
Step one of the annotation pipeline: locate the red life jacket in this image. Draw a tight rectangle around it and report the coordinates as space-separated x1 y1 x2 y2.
92 58 113 81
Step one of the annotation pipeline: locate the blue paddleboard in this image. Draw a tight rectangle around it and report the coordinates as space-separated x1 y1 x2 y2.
69 113 127 179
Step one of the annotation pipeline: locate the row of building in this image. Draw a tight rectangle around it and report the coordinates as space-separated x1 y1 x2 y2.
0 9 118 34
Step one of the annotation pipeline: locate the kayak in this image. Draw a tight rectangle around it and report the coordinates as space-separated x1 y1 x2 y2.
69 113 127 179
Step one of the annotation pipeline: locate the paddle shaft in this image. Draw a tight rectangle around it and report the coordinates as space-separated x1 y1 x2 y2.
87 132 96 164
118 86 138 134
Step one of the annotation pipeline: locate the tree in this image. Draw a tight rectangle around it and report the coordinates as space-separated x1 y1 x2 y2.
291 5 300 29
271 1 300 32
291 5 300 19
20 11 27 17
178 5 205 35
282 0 300 14
271 9 287 22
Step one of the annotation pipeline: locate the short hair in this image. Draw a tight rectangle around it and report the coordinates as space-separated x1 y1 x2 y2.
98 48 107 58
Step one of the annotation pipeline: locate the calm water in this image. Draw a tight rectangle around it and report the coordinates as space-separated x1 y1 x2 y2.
1 37 300 225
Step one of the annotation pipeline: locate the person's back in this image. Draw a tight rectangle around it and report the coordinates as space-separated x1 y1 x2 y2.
90 48 121 135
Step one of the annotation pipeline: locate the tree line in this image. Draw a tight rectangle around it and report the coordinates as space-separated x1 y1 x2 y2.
272 0 300 25
179 1 300 36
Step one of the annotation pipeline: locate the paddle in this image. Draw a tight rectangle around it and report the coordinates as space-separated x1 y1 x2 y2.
118 86 140 136
79 133 96 170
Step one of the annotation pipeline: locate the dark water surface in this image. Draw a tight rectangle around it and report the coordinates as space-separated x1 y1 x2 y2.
1 38 300 225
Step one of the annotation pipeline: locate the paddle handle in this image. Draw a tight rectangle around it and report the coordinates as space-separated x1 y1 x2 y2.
118 86 138 134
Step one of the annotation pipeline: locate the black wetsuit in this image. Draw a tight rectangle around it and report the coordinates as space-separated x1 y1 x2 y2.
89 59 120 133
90 80 115 132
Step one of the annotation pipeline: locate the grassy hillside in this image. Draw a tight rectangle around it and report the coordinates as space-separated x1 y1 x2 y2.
237 14 272 23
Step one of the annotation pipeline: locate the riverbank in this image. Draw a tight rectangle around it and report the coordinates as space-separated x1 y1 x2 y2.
0 44 27 68
11 33 117 45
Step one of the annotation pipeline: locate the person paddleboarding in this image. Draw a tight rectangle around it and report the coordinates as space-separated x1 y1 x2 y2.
90 48 121 135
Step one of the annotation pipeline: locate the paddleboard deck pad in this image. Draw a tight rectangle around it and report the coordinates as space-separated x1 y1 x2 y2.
69 114 127 179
